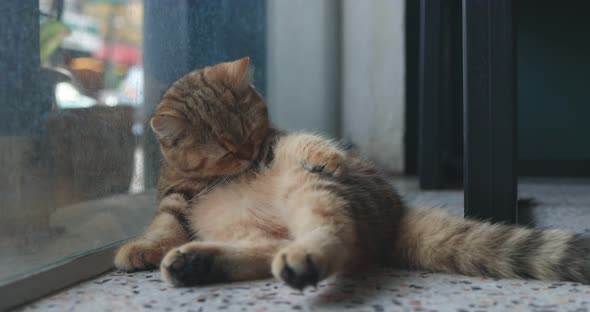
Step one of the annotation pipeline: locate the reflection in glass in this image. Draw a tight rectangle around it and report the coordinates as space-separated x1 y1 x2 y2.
0 0 152 284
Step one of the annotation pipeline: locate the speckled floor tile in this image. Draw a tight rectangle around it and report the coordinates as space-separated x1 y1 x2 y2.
17 269 590 312
15 178 590 312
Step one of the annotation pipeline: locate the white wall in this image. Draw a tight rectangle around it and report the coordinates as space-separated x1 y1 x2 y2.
341 0 406 173
267 0 406 173
266 0 340 137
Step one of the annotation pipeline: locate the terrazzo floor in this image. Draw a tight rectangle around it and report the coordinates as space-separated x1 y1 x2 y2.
18 269 590 312
15 178 590 312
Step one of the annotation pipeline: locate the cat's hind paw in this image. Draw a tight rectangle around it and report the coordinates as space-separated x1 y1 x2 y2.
272 245 324 290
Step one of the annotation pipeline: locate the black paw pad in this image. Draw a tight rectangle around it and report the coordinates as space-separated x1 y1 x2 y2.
165 251 216 286
301 161 339 178
280 254 320 291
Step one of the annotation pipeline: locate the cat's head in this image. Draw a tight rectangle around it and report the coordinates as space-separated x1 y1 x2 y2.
151 57 270 177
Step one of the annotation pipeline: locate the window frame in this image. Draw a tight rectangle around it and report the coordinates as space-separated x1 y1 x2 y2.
0 242 121 311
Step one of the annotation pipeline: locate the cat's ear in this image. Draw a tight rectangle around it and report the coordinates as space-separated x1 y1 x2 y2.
205 57 252 89
150 114 186 140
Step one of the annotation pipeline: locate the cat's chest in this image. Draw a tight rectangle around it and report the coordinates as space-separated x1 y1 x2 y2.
188 175 289 241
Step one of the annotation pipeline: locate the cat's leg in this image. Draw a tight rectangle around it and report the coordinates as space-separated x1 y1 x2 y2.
271 190 356 290
160 241 285 286
114 194 191 271
271 134 357 289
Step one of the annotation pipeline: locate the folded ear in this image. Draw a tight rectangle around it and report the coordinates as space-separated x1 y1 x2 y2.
204 56 252 89
150 114 186 140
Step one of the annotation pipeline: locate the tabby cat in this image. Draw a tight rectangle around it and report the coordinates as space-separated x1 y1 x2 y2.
114 57 589 289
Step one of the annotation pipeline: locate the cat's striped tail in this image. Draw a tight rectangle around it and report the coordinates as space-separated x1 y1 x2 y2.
394 208 590 284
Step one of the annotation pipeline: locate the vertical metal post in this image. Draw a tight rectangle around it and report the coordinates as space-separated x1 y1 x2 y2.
463 0 517 223
418 0 444 189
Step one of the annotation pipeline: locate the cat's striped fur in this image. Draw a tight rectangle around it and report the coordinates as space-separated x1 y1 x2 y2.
114 57 589 290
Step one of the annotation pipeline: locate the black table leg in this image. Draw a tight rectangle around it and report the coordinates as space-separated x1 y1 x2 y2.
462 0 517 223
418 0 464 190
418 0 444 190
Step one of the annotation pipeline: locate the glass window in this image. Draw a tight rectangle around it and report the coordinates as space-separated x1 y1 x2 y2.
0 0 152 284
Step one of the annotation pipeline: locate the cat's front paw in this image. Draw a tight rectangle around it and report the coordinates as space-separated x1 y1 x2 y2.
114 240 163 272
160 244 220 287
301 149 345 177
272 245 325 290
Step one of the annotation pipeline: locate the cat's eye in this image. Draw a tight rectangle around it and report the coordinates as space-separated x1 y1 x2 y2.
220 152 233 159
